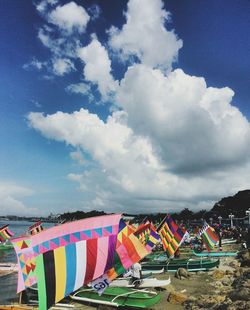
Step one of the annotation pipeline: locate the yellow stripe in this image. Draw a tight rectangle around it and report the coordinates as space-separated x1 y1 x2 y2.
54 246 66 303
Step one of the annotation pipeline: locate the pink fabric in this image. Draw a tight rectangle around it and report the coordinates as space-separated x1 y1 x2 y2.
93 236 109 280
116 244 133 270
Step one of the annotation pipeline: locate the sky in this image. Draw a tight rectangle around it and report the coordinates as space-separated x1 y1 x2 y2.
1 0 250 216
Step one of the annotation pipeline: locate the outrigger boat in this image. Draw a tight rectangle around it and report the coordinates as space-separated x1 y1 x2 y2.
110 276 171 288
142 257 220 272
0 262 18 272
222 238 237 245
70 287 161 308
0 242 14 251
193 250 238 257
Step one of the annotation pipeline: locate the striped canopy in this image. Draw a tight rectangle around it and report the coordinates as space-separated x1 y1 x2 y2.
12 214 121 310
0 224 14 242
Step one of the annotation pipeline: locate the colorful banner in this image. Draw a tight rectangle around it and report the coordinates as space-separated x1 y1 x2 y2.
0 224 14 242
197 224 219 251
157 215 187 257
28 221 44 235
12 214 121 310
134 222 160 251
91 219 150 293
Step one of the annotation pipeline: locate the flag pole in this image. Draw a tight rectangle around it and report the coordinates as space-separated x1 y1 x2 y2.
156 215 167 231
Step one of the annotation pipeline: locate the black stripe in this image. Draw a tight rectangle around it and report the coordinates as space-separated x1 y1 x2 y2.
43 251 56 309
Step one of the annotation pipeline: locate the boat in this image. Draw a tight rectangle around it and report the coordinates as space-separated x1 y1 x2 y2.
110 277 171 288
141 257 220 272
142 267 164 275
70 287 161 308
222 238 237 245
0 242 14 251
0 262 18 272
193 250 238 257
0 303 75 310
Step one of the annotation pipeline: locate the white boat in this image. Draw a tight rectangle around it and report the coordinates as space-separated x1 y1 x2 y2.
110 277 171 288
222 238 237 245
142 268 164 275
0 262 18 272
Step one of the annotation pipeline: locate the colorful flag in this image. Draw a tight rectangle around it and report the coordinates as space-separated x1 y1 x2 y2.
197 224 219 251
12 214 121 310
28 221 44 235
91 219 150 294
157 215 187 257
0 224 14 242
134 222 160 251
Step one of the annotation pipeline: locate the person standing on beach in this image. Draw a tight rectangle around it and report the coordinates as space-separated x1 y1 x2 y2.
130 262 142 288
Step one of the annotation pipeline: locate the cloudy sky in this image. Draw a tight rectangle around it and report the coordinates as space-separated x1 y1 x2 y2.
1 0 250 216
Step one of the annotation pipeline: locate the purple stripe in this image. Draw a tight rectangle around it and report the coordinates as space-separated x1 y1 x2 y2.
104 235 117 271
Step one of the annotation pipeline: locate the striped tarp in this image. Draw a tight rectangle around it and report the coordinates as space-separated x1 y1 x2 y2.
0 224 14 242
91 219 150 293
12 214 121 310
134 222 160 250
197 224 219 251
28 221 44 235
157 215 187 257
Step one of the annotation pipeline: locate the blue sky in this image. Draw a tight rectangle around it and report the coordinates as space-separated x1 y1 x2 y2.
1 0 250 216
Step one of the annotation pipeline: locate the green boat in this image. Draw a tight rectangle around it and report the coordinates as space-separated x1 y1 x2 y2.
0 243 14 251
142 257 220 272
193 250 238 257
70 287 160 308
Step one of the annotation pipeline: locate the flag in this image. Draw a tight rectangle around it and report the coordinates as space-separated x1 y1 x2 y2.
91 219 150 294
28 221 44 235
12 214 121 310
157 215 187 257
134 222 160 251
0 224 14 242
197 224 219 251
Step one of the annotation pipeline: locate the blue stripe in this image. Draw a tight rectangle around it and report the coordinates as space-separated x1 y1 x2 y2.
64 243 76 297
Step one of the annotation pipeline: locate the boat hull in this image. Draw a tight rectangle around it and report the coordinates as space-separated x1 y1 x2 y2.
110 277 171 288
70 287 161 308
142 258 220 272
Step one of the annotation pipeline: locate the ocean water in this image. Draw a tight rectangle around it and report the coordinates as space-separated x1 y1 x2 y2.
0 220 53 304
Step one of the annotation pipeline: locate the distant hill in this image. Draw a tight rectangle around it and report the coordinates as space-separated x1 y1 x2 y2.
211 190 250 217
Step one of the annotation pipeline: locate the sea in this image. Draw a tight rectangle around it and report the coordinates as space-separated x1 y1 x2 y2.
0 220 54 305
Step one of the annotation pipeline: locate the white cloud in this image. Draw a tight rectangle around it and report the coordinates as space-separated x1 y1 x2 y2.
36 0 58 14
109 0 182 71
48 2 90 34
116 65 250 173
70 150 85 165
66 82 93 100
0 182 37 216
26 0 250 214
78 38 117 99
52 58 75 76
88 4 101 20
23 58 47 71
27 104 250 213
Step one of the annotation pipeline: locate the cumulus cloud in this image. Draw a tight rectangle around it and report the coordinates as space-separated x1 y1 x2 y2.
27 104 250 212
52 58 75 76
35 0 58 14
88 4 101 20
23 58 47 71
0 182 37 216
116 65 250 173
109 0 182 71
48 2 90 34
78 38 117 99
70 150 85 165
66 82 93 100
26 0 250 213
